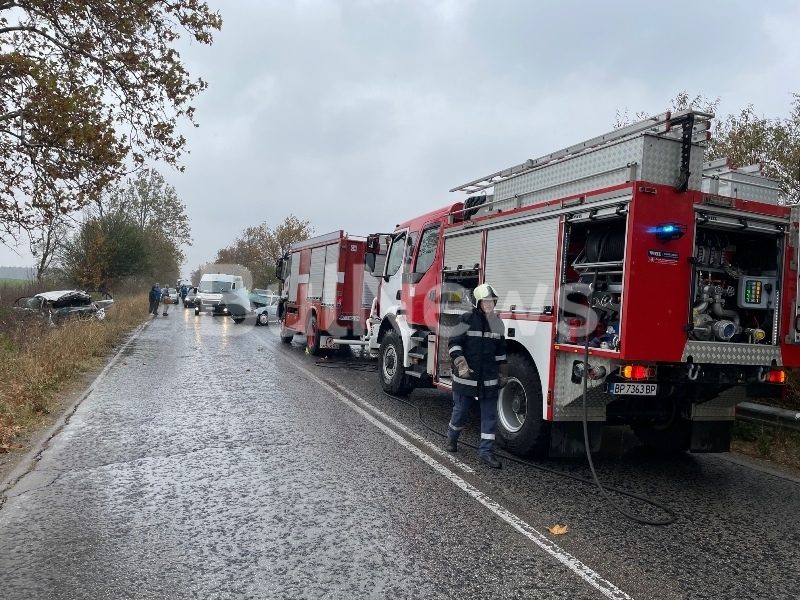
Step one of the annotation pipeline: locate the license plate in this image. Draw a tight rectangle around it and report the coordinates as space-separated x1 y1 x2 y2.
607 382 657 396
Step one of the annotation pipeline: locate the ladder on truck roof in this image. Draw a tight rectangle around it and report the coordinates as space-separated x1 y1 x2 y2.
450 109 714 195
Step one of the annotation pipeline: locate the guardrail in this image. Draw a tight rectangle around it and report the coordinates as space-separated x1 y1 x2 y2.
737 402 800 432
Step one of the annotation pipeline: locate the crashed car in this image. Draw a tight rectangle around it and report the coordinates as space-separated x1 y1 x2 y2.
254 295 279 326
13 290 111 324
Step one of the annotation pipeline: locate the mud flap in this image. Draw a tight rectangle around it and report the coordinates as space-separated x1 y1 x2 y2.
549 422 603 458
689 421 733 453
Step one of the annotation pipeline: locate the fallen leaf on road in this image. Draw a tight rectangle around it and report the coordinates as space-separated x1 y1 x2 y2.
546 524 569 535
257 347 264 352
122 361 127 365
246 368 251 372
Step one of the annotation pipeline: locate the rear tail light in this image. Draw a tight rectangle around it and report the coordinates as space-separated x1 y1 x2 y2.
766 369 786 384
621 365 656 380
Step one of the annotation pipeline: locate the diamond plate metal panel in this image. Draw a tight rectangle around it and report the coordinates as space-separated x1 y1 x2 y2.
681 341 782 366
640 136 704 191
493 138 644 210
717 173 782 204
553 353 619 420
492 135 707 211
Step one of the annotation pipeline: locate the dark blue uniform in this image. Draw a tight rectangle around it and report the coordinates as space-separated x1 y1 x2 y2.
447 307 507 456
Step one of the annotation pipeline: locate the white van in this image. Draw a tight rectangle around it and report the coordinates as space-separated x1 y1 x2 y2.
196 273 251 323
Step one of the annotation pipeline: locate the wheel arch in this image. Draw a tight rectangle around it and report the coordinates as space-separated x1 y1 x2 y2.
377 313 398 343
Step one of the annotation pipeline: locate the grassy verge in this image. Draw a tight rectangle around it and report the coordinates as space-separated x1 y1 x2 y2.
0 294 148 451
729 368 800 469
731 420 800 471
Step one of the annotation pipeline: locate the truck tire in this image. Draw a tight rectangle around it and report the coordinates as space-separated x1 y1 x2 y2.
496 353 550 457
306 313 322 355
256 312 269 326
379 331 412 396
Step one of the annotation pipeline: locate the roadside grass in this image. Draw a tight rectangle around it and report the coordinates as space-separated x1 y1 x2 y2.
730 368 800 469
0 294 148 451
731 421 800 471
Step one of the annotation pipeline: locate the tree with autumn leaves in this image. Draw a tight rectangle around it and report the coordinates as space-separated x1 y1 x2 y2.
201 216 314 290
56 168 189 289
0 0 221 243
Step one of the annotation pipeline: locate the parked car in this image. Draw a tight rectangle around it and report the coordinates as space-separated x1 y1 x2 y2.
183 288 198 308
164 287 179 304
13 290 108 324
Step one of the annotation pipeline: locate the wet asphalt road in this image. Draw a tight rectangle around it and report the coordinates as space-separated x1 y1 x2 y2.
1 309 799 599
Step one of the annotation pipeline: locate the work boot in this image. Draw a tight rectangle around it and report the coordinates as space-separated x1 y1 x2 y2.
445 438 457 453
480 454 502 469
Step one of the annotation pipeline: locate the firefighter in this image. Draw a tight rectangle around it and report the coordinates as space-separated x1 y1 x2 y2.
446 283 508 468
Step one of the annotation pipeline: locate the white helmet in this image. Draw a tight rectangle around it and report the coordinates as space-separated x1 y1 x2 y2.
473 284 499 307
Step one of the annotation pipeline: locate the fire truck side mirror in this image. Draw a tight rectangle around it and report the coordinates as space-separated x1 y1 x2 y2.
275 257 287 281
365 252 376 275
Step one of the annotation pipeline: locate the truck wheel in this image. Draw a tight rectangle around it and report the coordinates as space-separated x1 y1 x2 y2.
379 331 411 396
496 353 550 457
632 414 691 452
306 314 321 355
256 312 269 327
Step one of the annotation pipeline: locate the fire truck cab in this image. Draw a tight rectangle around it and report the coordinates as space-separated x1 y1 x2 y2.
366 109 799 457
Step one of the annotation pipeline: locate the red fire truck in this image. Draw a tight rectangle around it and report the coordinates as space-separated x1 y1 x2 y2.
276 231 377 355
365 109 799 457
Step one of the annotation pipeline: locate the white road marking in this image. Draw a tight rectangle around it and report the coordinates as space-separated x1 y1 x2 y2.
288 358 634 600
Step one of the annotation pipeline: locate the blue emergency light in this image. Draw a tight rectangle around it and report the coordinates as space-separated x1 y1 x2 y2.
651 222 687 242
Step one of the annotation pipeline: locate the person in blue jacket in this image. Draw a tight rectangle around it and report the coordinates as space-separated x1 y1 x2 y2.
445 284 508 469
148 285 158 315
153 283 162 316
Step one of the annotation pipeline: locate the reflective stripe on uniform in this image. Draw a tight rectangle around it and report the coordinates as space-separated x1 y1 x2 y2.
485 332 502 339
494 354 506 362
481 433 496 440
484 379 498 386
466 331 482 337
448 423 464 431
453 376 478 386
449 345 463 355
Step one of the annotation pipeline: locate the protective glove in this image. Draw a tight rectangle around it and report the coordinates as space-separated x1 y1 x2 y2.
499 363 509 389
453 355 473 379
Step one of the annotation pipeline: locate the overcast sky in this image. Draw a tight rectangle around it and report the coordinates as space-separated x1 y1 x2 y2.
2 0 800 275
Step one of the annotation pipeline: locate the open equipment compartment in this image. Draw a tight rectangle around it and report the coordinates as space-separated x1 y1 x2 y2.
689 217 785 346
557 212 628 351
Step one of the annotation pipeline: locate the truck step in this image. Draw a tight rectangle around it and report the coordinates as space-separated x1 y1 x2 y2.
410 335 429 344
406 369 426 379
408 352 426 360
